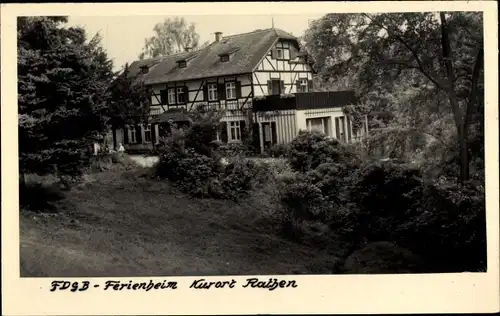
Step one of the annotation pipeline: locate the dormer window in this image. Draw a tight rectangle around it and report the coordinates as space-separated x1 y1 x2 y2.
140 66 149 74
220 54 230 62
178 60 187 68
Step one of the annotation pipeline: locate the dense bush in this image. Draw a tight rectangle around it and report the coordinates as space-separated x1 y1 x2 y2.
155 121 264 200
341 241 425 274
19 177 64 213
286 131 360 172
340 162 486 272
401 180 486 272
347 161 423 242
266 143 290 158
277 137 486 272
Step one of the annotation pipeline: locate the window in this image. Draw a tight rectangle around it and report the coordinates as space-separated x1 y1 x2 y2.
225 82 236 100
176 87 185 104
229 121 241 141
144 125 152 143
208 83 218 101
269 79 283 95
220 54 229 62
306 117 331 136
297 79 308 93
276 48 283 59
130 127 137 143
168 88 176 104
178 60 187 68
140 66 149 74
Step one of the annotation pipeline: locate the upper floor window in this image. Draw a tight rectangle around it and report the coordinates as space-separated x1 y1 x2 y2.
297 79 308 93
168 88 176 104
225 82 236 100
208 83 218 101
176 87 186 103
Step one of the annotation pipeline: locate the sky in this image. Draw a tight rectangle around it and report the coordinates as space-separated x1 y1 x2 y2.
67 14 324 71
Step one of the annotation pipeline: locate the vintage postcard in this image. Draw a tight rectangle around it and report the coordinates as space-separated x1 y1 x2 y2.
1 1 499 315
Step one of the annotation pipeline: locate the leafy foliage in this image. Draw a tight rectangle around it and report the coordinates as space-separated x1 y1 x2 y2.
107 64 151 127
276 129 486 272
303 12 484 182
138 17 209 59
18 17 114 177
154 113 263 200
285 131 360 172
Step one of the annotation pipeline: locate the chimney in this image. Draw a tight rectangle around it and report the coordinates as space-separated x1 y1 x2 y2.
215 32 223 42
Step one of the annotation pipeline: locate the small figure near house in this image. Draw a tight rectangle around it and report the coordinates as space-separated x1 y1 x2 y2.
117 143 125 153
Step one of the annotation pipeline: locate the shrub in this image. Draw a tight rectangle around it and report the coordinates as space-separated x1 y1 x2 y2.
184 120 220 157
19 177 64 213
214 157 261 200
286 131 360 172
400 180 486 272
347 161 423 243
341 241 426 274
266 143 290 158
279 176 326 221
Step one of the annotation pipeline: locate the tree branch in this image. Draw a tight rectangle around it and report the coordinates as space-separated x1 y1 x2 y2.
362 13 446 90
440 12 463 132
463 47 483 137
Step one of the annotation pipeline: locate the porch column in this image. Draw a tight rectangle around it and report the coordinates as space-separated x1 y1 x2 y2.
259 123 264 154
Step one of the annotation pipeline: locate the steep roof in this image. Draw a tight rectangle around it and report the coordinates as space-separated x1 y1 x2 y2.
125 57 163 85
143 28 299 85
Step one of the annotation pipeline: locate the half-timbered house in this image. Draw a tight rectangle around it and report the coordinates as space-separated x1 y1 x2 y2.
114 28 368 153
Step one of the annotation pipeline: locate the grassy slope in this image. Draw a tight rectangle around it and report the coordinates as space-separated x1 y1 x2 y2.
20 170 340 277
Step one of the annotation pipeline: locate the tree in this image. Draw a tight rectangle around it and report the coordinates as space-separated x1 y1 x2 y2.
18 17 114 178
138 17 207 59
107 64 151 128
303 12 484 183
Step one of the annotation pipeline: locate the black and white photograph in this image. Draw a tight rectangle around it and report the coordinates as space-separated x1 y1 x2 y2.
1 1 499 315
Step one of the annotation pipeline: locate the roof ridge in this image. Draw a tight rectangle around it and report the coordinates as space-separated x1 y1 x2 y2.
221 28 273 40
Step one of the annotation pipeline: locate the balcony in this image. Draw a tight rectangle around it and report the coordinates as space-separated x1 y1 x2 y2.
253 91 358 112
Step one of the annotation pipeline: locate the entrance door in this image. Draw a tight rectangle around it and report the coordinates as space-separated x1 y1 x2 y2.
261 122 277 150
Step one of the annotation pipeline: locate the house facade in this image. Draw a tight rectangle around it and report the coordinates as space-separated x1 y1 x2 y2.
113 28 368 153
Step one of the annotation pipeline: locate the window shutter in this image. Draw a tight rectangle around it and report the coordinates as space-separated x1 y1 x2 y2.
123 126 129 144
183 86 189 103
151 124 157 144
267 80 272 95
280 80 285 94
203 84 208 101
218 84 225 100
219 122 228 143
236 81 242 99
136 125 142 143
160 89 168 105
271 121 277 144
271 48 278 59
295 80 300 93
307 80 313 92
240 120 247 140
